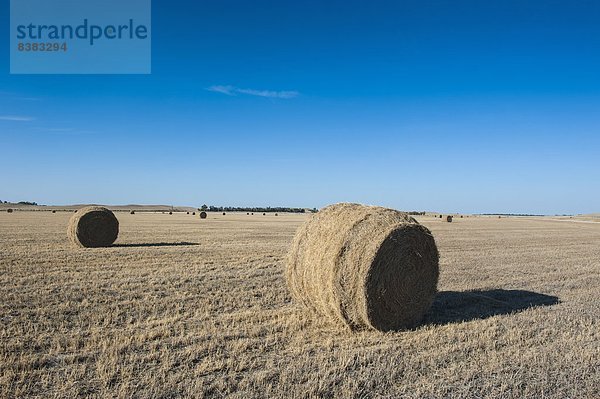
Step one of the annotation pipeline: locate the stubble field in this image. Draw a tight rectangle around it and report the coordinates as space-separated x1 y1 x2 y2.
1 211 599 398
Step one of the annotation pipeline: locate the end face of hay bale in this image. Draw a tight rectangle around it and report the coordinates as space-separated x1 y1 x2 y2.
52 210 56 214
222 212 226 216
67 206 119 248
6 208 13 213
446 215 453 222
192 212 196 215
199 211 207 219
286 203 439 332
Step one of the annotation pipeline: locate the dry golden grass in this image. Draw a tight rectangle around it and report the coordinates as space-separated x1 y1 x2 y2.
1 212 599 398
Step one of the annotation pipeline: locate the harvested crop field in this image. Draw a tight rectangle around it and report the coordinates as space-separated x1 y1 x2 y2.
1 212 599 398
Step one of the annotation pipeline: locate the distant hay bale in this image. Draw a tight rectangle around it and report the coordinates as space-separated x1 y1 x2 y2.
460 215 463 218
286 203 439 331
275 213 278 216
67 206 118 248
222 212 226 215
247 212 250 215
439 215 442 219
200 211 207 219
130 210 135 215
7 208 13 213
446 215 453 222
52 210 56 214
186 211 189 215
192 212 196 215
263 213 266 216
251 212 254 215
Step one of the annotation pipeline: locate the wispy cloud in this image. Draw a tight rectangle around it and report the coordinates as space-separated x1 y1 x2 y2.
207 85 299 99
0 115 35 121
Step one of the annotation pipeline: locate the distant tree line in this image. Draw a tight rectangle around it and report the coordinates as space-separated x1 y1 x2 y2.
0 200 38 205
199 205 316 213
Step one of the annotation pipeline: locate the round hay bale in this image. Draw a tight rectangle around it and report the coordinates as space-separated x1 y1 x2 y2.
275 213 278 216
247 212 250 215
439 215 442 219
460 215 463 218
192 212 196 215
263 213 266 216
222 212 226 215
169 211 173 215
286 203 439 331
7 208 13 213
52 210 56 214
200 211 207 219
446 215 453 222
187 211 189 215
251 212 254 215
130 210 135 215
67 206 119 248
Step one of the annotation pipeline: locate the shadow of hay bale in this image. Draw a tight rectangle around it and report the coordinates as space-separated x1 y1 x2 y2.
423 289 559 325
112 242 199 248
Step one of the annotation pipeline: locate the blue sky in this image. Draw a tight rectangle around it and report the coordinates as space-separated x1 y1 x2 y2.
1 0 599 214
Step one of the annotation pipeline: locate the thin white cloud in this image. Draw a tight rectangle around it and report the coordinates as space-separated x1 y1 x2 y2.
207 85 236 96
0 115 35 121
207 85 299 99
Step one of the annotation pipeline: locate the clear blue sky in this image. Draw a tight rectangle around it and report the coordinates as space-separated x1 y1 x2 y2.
1 0 599 214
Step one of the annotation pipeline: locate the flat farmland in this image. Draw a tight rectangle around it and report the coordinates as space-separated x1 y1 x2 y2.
1 212 598 398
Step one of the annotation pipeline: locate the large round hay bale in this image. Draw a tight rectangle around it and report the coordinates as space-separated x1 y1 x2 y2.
169 211 173 215
286 203 439 331
446 215 453 222
222 212 226 216
7 208 13 213
52 210 56 214
200 211 207 219
192 212 196 215
67 206 119 248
